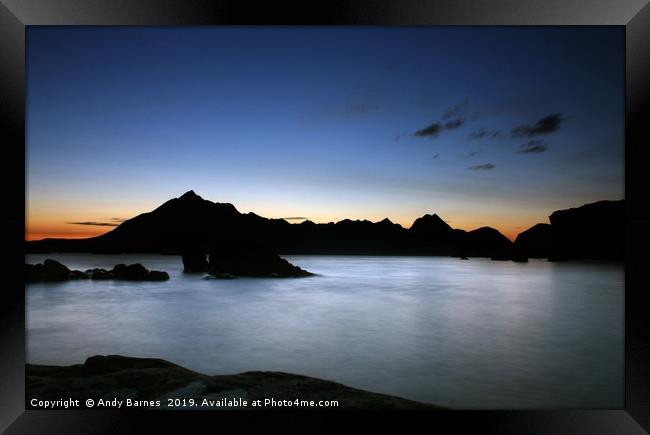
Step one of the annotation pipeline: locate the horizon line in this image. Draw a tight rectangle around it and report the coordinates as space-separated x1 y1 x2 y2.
24 192 626 243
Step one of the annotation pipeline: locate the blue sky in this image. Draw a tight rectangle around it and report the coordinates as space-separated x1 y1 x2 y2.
26 26 624 240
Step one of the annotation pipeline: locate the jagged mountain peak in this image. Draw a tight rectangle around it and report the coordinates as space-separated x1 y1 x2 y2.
178 190 202 200
410 213 452 231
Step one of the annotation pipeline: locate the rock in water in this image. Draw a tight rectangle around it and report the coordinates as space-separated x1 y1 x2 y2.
108 263 169 281
181 251 208 273
25 259 71 282
26 261 169 282
119 264 149 280
147 271 170 281
69 270 90 279
88 268 113 280
25 264 42 282
208 242 312 278
42 259 71 280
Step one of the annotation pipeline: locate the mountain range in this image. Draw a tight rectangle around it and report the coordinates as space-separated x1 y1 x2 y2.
26 191 624 261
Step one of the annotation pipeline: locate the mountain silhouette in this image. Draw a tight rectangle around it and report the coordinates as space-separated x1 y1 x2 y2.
513 200 624 261
25 191 623 260
513 223 552 258
463 227 514 260
26 191 512 257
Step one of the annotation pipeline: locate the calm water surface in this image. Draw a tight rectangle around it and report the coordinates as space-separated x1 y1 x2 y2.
26 254 623 409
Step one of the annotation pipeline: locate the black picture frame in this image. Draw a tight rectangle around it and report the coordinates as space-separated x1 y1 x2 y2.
1 1 649 433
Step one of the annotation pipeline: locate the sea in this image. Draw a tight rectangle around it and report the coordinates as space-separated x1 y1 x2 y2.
26 253 624 409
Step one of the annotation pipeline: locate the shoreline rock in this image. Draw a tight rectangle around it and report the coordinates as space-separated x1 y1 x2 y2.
26 259 169 282
26 355 442 410
181 251 208 273
207 242 313 278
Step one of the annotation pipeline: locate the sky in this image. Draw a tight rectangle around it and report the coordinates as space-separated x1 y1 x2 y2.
26 26 624 241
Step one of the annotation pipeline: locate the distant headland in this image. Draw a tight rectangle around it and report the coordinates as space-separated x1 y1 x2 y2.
25 191 624 262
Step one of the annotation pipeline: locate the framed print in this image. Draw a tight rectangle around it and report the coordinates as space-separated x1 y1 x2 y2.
1 0 649 433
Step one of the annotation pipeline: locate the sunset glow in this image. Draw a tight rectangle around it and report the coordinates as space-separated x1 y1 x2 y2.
27 27 624 242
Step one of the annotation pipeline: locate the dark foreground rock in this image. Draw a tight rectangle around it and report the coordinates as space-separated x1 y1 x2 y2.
25 260 169 282
208 243 313 278
26 355 441 410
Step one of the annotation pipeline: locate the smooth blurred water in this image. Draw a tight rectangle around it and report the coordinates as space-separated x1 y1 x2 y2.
26 254 623 409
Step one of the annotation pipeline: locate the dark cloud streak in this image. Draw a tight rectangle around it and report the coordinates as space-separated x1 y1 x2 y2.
443 100 469 120
467 163 495 170
444 118 465 130
67 221 120 227
469 127 501 140
511 113 563 137
517 140 548 153
414 122 443 137
414 101 469 139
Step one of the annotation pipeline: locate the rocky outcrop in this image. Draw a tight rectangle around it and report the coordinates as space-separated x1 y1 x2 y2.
25 260 169 282
181 251 208 273
26 355 442 410
86 264 170 281
208 243 313 278
25 259 71 282
512 200 624 261
548 200 624 260
147 271 170 281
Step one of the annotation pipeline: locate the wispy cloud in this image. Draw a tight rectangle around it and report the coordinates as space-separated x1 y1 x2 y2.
67 221 120 227
414 122 443 138
517 140 548 153
282 216 308 221
467 163 495 170
462 150 481 158
511 113 563 137
444 118 465 130
414 101 469 139
469 127 501 140
67 217 125 226
443 100 469 120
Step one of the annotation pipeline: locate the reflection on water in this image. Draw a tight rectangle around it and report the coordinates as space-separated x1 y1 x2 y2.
26 254 623 409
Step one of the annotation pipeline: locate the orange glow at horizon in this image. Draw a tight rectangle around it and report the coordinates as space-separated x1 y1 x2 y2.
26 226 112 241
26 213 532 242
